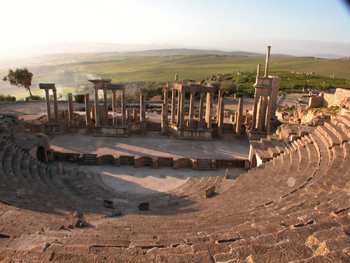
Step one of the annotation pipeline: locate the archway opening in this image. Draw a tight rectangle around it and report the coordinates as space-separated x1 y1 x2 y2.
37 146 47 163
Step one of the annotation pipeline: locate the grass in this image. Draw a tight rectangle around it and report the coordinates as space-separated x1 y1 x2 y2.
1 51 349 100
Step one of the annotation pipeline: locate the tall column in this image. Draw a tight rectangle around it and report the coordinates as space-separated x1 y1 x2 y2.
189 91 195 129
94 89 100 126
206 92 213 129
112 90 117 126
103 89 108 126
251 95 259 130
161 103 167 133
171 88 176 124
257 96 265 131
85 93 91 129
265 96 271 134
68 93 74 130
176 90 181 126
217 89 223 121
140 94 146 133
260 96 267 131
164 88 169 125
218 96 224 136
179 91 185 130
53 88 59 124
198 92 204 129
236 98 244 134
264 46 271 77
122 91 126 125
44 89 52 123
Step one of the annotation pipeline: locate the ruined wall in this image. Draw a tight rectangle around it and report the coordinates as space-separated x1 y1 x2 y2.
309 88 350 108
323 88 350 107
309 96 323 108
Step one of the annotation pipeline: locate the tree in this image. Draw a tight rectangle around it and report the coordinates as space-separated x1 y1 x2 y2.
3 68 33 99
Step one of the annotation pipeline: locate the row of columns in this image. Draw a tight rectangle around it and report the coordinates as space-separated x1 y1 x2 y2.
165 87 214 130
93 89 126 127
251 95 271 132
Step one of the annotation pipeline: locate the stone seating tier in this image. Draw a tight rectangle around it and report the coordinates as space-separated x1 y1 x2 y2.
0 118 350 261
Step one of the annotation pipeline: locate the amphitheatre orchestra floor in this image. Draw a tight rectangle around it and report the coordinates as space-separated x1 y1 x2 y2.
50 134 249 195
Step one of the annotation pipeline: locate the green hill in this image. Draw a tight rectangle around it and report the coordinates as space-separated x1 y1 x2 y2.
0 49 349 100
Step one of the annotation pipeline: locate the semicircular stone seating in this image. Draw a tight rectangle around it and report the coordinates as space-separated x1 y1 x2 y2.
0 113 350 262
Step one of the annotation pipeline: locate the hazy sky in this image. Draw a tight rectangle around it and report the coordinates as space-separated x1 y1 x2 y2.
1 0 350 57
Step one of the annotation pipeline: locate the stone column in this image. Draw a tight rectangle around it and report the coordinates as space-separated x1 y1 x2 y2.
122 91 126 125
161 103 167 133
236 98 243 134
176 90 181 126
85 93 91 129
218 96 224 136
264 46 271 77
255 96 263 130
265 96 271 135
189 91 195 129
198 92 204 129
251 95 259 131
140 94 146 133
257 64 261 77
179 91 185 130
103 89 108 126
261 96 267 131
53 88 59 124
206 92 213 129
68 93 74 130
257 96 265 131
171 88 176 124
94 89 100 126
44 89 52 123
112 90 117 126
164 88 169 125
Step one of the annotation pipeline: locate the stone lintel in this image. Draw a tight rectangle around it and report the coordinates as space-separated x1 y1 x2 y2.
88 79 111 83
166 82 217 93
107 84 126 92
39 83 55 90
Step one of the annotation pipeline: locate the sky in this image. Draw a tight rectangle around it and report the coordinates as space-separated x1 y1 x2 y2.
1 0 350 58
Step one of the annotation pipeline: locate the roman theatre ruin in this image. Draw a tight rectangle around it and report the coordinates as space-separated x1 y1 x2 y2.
0 46 349 262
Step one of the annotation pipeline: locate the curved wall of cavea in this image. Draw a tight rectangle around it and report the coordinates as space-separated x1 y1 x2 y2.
0 47 349 262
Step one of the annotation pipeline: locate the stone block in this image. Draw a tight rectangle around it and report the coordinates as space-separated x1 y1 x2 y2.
204 185 215 198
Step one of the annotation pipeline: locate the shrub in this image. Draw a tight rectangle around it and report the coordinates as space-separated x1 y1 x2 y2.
26 95 43 101
74 94 85 103
0 94 16 102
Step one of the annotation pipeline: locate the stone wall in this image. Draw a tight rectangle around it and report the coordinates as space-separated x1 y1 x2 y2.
309 96 323 108
309 88 350 108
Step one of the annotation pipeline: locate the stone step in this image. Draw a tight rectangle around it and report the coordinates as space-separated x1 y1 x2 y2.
316 125 341 147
